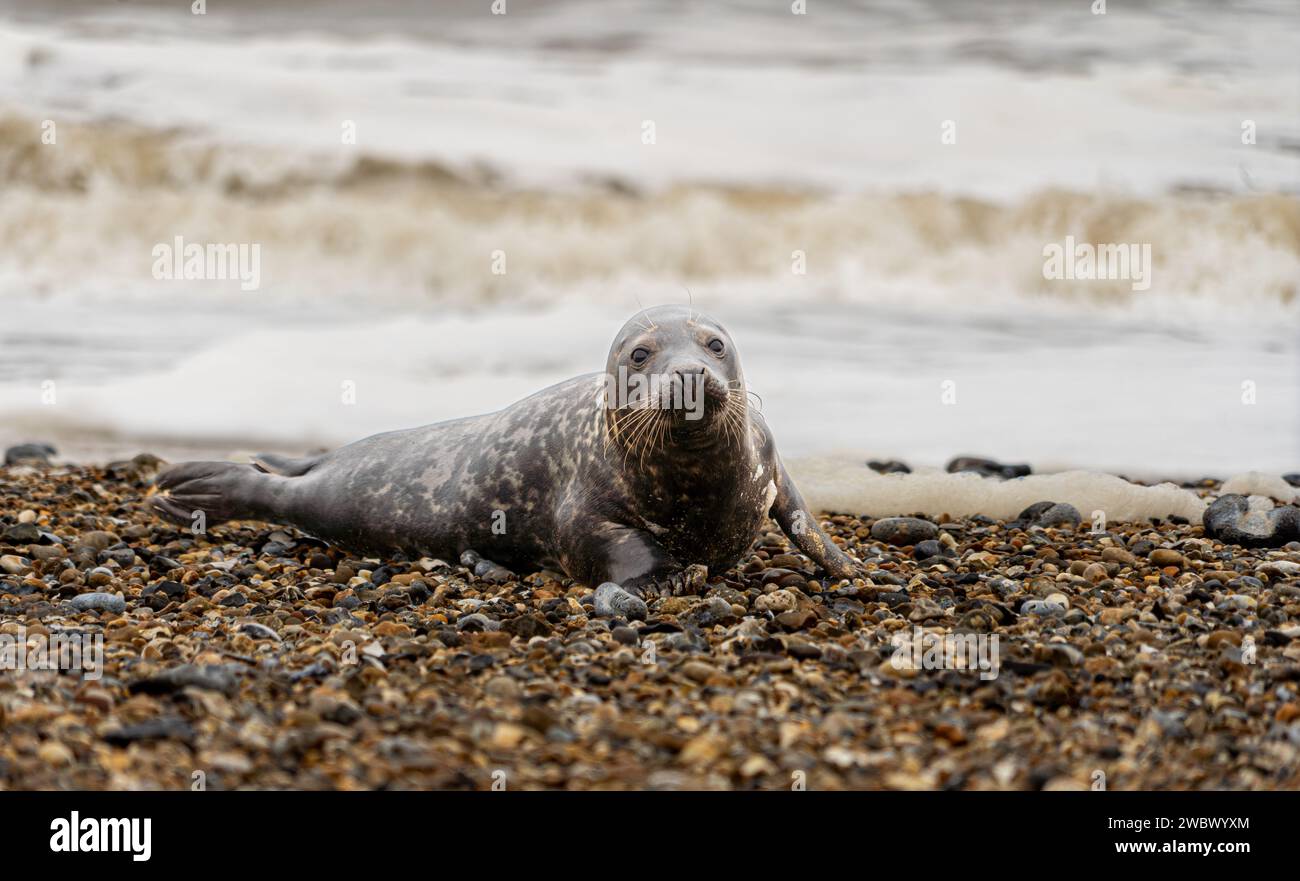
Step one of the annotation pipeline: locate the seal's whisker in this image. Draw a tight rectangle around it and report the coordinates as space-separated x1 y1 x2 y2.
631 292 658 331
604 408 632 455
607 406 655 460
715 398 735 447
614 409 652 451
621 412 650 451
719 387 747 448
637 417 658 469
621 407 661 465
717 409 733 448
635 412 663 469
660 415 673 455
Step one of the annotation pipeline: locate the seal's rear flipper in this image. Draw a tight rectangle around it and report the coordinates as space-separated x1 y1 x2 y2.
150 461 267 527
251 452 320 477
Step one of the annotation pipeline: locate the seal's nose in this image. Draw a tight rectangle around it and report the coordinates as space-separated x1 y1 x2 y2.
663 360 709 394
661 360 720 414
672 364 705 385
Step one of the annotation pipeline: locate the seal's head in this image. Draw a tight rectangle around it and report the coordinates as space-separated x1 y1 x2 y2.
603 305 747 454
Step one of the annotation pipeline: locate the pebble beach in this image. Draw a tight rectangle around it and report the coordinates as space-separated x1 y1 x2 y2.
3 453 1299 791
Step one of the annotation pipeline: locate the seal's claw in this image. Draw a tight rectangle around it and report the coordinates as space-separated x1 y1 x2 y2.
826 553 866 581
674 563 709 596
623 564 709 599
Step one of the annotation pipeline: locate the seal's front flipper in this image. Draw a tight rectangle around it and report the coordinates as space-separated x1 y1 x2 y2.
459 550 516 584
576 523 708 599
623 563 708 599
771 459 862 580
252 452 321 478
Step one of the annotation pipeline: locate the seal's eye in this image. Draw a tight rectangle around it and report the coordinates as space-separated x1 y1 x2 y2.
630 347 650 366
707 338 725 355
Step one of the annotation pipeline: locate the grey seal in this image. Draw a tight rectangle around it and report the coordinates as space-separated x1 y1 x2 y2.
151 305 862 596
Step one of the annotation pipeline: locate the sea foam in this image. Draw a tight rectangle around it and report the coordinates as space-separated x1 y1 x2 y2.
788 458 1211 523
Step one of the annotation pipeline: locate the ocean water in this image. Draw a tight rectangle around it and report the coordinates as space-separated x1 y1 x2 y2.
0 0 1297 485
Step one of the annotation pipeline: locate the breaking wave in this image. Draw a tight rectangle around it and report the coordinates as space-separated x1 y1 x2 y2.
2 114 1297 317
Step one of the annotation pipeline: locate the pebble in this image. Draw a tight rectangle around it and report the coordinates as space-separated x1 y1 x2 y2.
870 517 938 546
102 718 195 745
593 582 648 621
77 531 117 552
945 456 1031 479
1021 599 1065 617
1258 560 1300 579
2 523 40 543
611 625 639 645
1148 549 1185 568
1082 562 1108 583
68 592 126 614
37 741 75 766
0 554 28 575
1018 501 1082 529
1204 494 1300 547
1037 643 1084 667
908 598 945 622
3 442 56 466
240 622 281 641
1 460 1296 792
688 596 736 628
456 612 501 632
85 566 115 587
1101 547 1136 566
753 589 798 613
913 539 955 561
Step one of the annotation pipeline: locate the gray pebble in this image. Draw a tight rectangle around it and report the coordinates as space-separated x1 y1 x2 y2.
612 625 639 645
239 622 281 641
1021 599 1066 617
870 517 938 546
69 592 126 614
593 582 648 621
4 442 56 466
914 539 955 561
1204 494 1300 548
1018 501 1082 529
688 596 735 628
456 612 502 632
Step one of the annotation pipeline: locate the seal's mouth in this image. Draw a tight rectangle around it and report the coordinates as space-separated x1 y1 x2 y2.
604 379 747 461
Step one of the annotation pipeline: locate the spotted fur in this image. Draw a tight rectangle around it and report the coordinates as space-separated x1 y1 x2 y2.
152 306 860 593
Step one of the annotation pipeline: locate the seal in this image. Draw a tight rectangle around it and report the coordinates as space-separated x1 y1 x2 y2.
151 305 862 596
